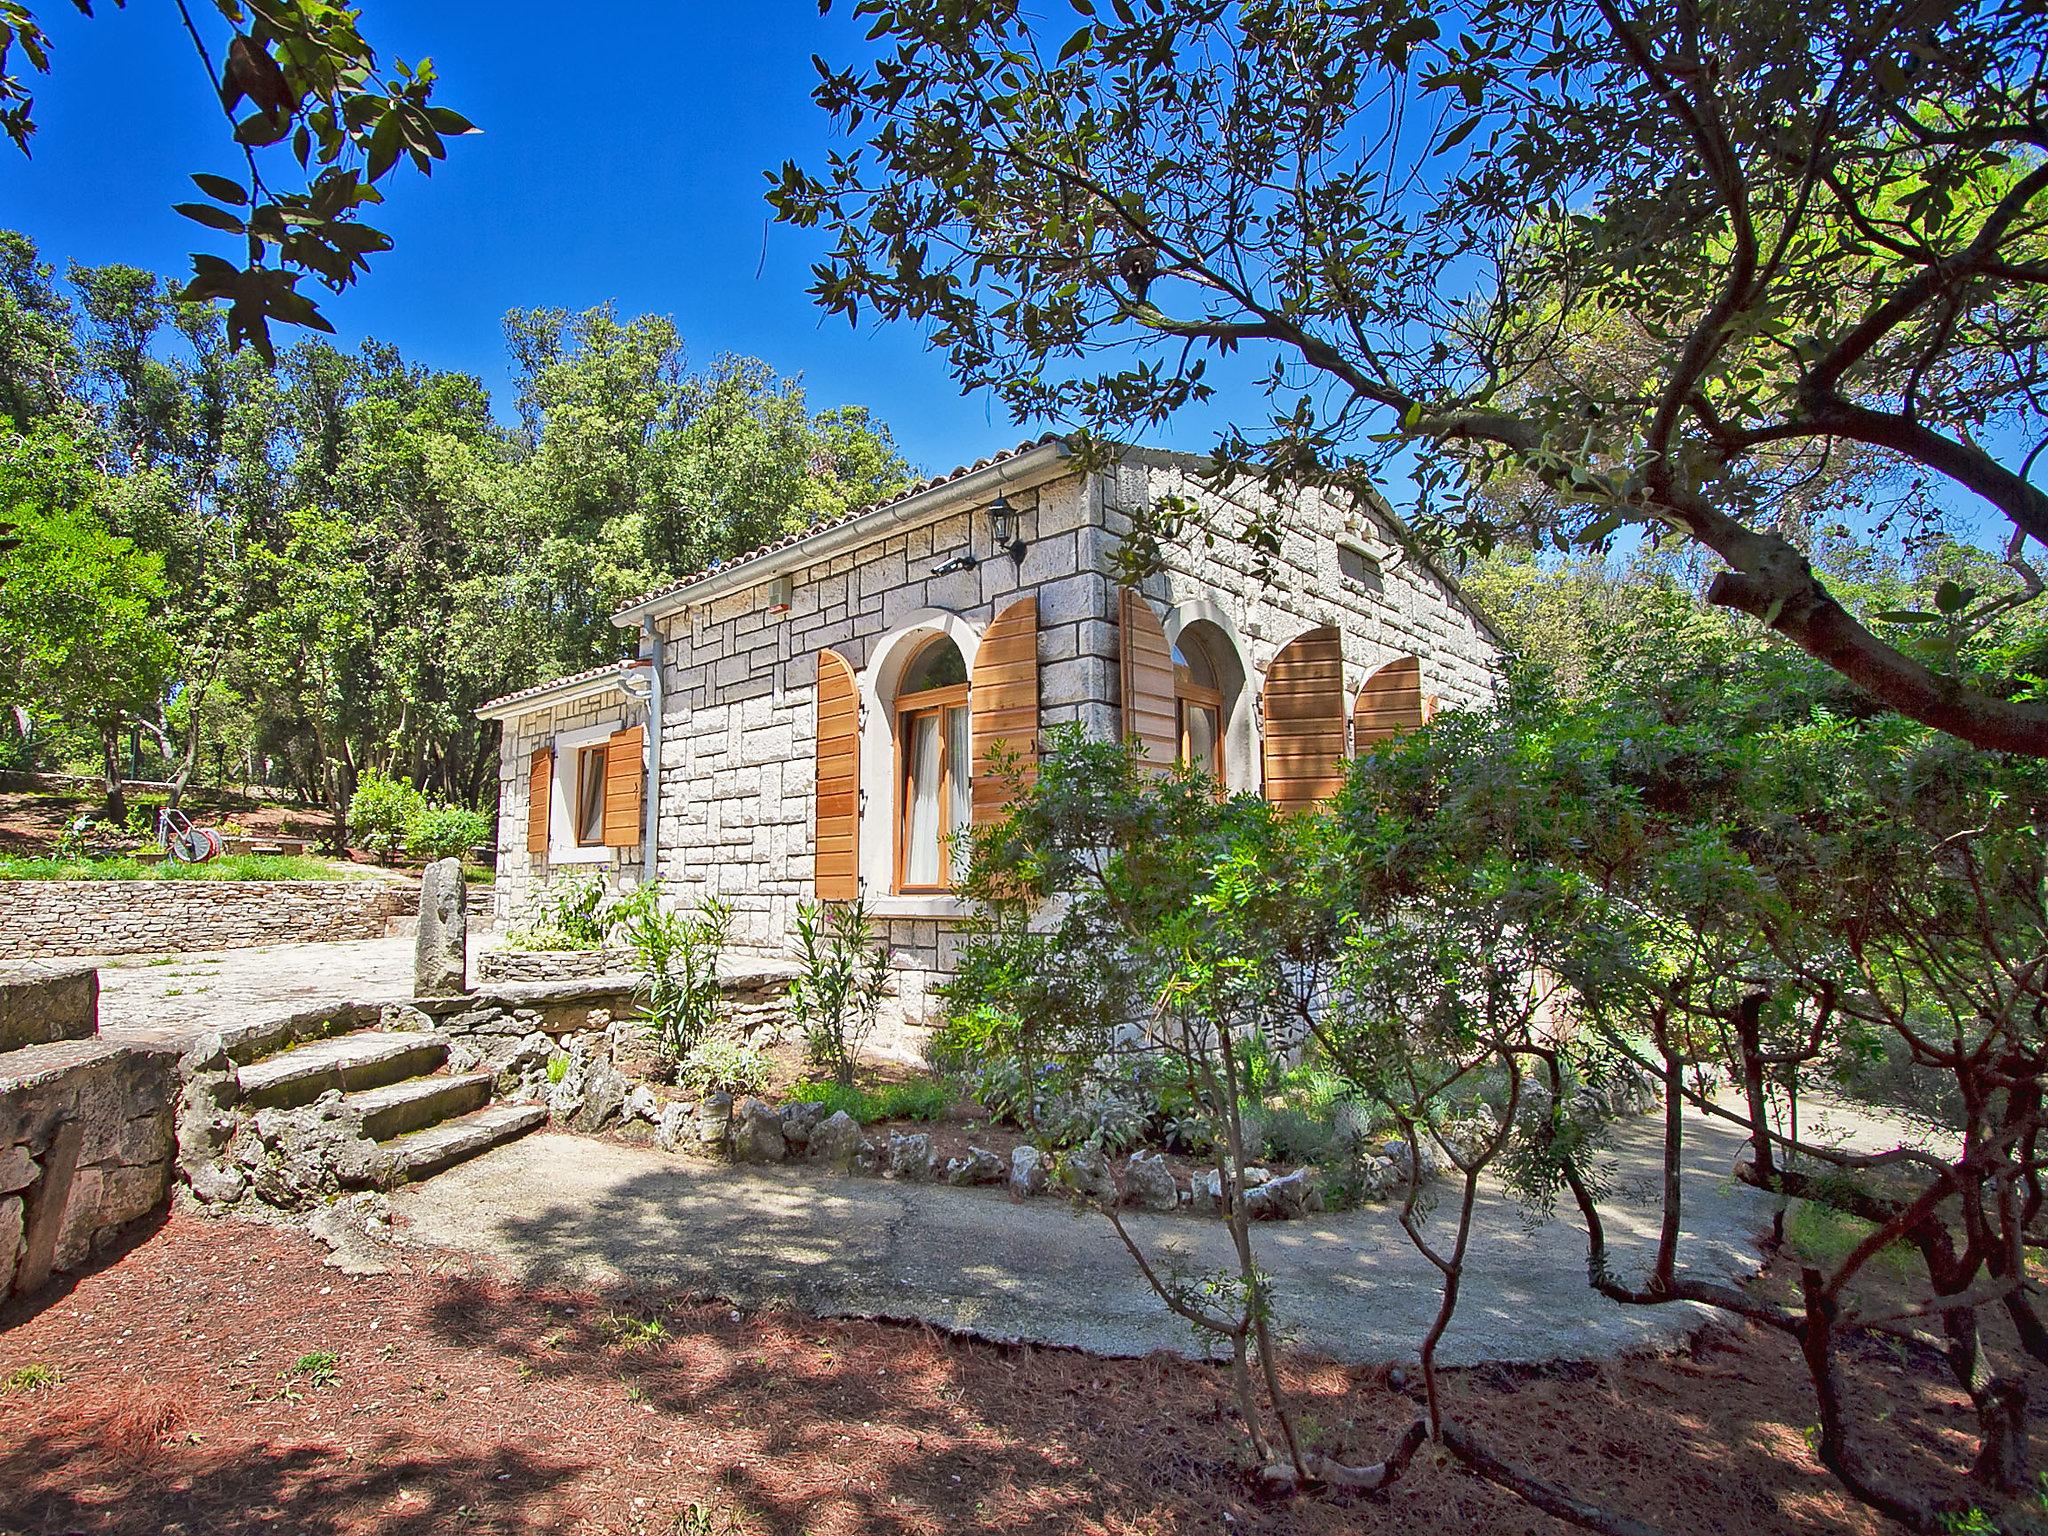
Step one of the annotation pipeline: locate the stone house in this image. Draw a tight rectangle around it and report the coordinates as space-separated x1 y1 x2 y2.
478 436 1504 1054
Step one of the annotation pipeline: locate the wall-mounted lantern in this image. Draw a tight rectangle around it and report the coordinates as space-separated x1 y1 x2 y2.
766 574 795 614
989 494 1027 564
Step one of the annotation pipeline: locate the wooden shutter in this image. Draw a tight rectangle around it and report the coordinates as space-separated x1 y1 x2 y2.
814 649 860 899
1354 656 1424 751
971 597 1040 825
601 726 645 847
1260 625 1347 810
1119 588 1177 768
526 747 552 855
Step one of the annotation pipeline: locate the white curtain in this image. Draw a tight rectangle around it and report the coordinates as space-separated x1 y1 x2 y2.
905 713 943 885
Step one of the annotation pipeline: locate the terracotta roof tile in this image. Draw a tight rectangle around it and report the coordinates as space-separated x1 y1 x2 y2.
478 658 649 717
612 433 1068 617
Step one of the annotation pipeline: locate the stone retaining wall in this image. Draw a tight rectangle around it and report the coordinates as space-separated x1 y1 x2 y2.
0 879 419 958
475 947 635 985
2 1036 178 1299
0 964 98 1051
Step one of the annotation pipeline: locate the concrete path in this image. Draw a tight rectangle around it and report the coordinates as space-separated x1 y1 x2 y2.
92 937 421 1049
394 1106 1785 1368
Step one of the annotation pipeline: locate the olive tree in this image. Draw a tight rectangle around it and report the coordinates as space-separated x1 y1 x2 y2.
774 0 2048 753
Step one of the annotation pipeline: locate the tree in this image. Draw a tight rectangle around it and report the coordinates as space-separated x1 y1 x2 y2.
1 0 474 358
0 425 174 818
774 0 2048 752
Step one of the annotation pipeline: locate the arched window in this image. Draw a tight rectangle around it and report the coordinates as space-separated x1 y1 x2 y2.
1173 631 1224 782
894 634 971 891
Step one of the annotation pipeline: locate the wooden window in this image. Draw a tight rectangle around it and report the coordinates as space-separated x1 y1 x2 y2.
1118 588 1177 769
814 650 860 899
526 747 552 856
895 635 971 892
1354 656 1424 752
573 744 608 846
1260 625 1347 810
601 725 645 848
1174 629 1224 784
970 597 1040 825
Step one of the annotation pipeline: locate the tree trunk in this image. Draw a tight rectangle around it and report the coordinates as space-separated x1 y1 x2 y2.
98 722 126 825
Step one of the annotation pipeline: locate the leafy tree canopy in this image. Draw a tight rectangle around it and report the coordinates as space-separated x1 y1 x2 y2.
774 0 2048 752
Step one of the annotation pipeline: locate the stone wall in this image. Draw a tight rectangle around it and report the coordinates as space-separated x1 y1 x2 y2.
491 689 654 927
0 879 419 958
475 947 636 985
0 963 98 1051
1 1036 178 1299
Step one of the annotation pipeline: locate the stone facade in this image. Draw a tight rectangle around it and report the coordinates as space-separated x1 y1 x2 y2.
1 1035 178 1298
0 963 99 1051
0 878 418 959
476 947 636 984
487 442 1503 1060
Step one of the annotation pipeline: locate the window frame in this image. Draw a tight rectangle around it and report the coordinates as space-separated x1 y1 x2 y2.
1175 660 1225 787
573 742 609 848
894 683 970 894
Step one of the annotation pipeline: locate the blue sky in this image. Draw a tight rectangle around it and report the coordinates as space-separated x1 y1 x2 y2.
0 0 1152 479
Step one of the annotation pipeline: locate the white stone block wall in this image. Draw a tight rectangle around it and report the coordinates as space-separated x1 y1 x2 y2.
492 689 653 925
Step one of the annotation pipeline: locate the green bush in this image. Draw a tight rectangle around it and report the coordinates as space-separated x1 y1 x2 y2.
348 771 425 863
620 893 732 1065
406 804 489 863
679 1034 770 1096
787 899 891 1088
503 876 609 950
785 1077 953 1123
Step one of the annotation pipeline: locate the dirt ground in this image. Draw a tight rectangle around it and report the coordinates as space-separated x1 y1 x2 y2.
0 784 337 856
2 1211 2039 1536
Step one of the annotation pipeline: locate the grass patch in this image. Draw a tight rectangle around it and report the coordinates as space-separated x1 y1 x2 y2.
785 1077 954 1124
1785 1200 1920 1282
598 1313 669 1352
288 1350 340 1387
3 1362 60 1393
0 853 365 881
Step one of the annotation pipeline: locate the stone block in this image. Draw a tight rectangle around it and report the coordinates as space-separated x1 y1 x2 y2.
0 963 98 1051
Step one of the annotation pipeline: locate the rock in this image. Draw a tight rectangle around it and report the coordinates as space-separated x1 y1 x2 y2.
1244 1168 1323 1220
733 1098 787 1164
247 1094 390 1208
0 1193 20 1293
655 1102 693 1153
185 1160 247 1205
779 1101 827 1148
855 1137 880 1174
1059 1145 1116 1205
623 1085 660 1125
887 1132 934 1182
694 1091 734 1152
1358 1157 1405 1202
414 857 468 998
1437 1116 1498 1166
1123 1153 1180 1211
945 1146 1006 1186
1009 1145 1048 1197
608 1022 668 1082
806 1109 863 1171
0 1143 35 1194
571 1058 630 1134
1379 1140 1442 1180
1244 1165 1273 1187
1188 1168 1223 1214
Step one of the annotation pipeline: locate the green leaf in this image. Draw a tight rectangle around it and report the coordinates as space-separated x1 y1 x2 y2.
189 173 248 205
1875 609 1945 625
1933 580 1974 615
173 202 248 235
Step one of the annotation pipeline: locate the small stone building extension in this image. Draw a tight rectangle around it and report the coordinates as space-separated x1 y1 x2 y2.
480 437 1504 1053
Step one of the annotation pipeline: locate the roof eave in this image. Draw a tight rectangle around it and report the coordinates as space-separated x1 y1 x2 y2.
610 437 1076 630
475 665 651 724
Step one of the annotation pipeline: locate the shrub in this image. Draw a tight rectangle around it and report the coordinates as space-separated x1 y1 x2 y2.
348 772 425 863
787 899 891 1088
679 1034 770 1096
405 804 488 863
503 876 608 951
620 894 732 1065
785 1077 953 1123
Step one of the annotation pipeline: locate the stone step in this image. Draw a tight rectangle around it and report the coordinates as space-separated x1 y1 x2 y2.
236 1031 447 1110
388 1103 546 1182
347 1071 494 1142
